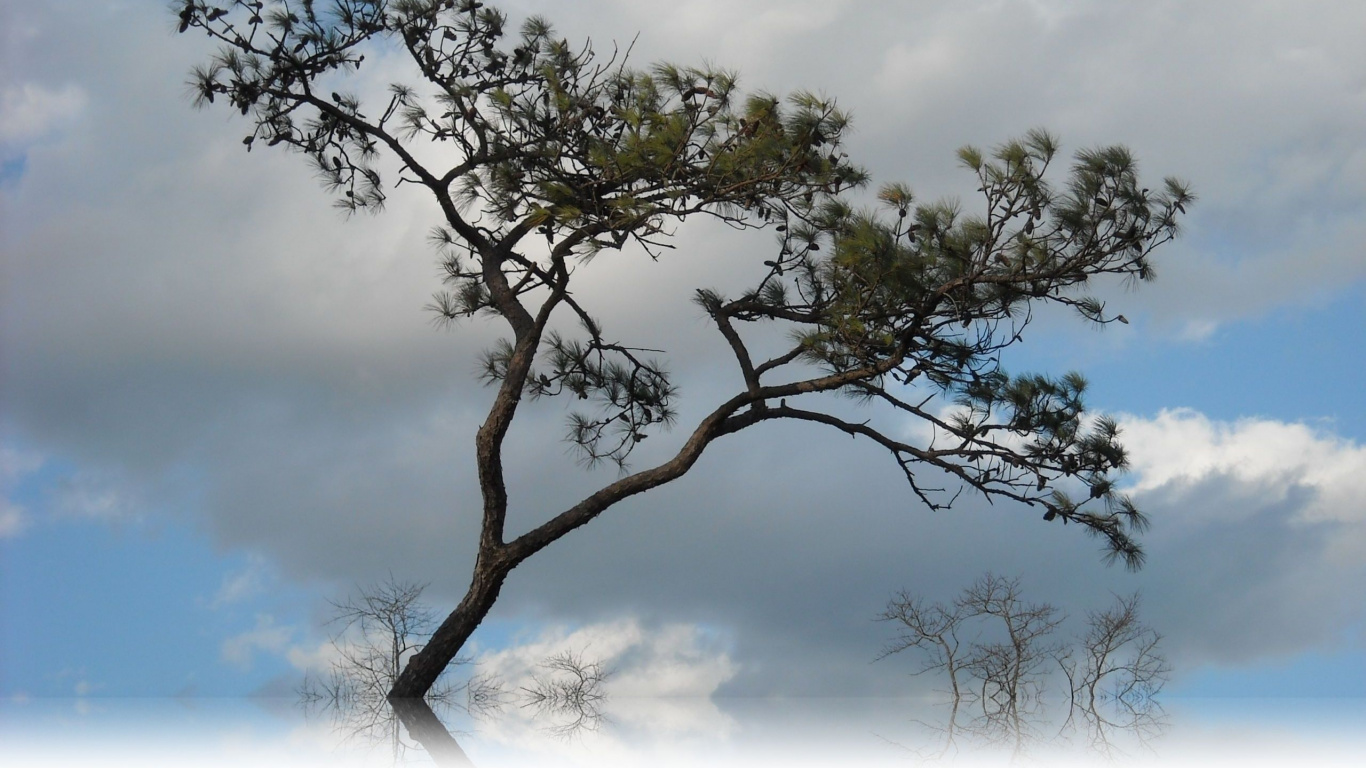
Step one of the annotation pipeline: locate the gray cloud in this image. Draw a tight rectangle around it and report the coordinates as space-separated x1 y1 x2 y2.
3 0 1365 695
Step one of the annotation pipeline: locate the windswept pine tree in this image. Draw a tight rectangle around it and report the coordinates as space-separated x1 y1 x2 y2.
176 0 1192 699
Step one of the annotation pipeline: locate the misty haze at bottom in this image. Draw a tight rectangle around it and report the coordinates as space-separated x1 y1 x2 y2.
2 695 1363 768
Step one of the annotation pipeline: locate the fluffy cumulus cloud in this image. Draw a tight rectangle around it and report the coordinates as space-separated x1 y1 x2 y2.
2 0 1365 698
221 614 296 670
1124 409 1366 535
0 503 24 539
458 619 739 761
1113 410 1366 665
473 618 737 700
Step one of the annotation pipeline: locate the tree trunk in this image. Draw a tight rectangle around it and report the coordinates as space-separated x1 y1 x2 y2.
389 697 472 766
388 560 509 699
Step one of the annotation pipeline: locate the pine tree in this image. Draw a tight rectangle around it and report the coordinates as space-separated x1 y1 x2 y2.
176 0 1193 699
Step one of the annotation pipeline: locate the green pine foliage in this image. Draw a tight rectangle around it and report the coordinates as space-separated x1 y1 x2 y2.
179 0 1192 569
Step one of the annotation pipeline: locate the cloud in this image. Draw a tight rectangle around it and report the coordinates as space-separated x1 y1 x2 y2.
465 619 738 755
50 470 142 523
221 615 295 671
209 553 271 609
0 83 85 145
0 445 42 538
2 0 1365 698
0 503 24 538
1123 409 1366 531
285 638 347 675
0 445 43 478
1108 410 1366 666
473 618 737 699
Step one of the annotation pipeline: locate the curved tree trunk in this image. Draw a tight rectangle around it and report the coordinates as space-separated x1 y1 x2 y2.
388 559 509 699
389 697 472 766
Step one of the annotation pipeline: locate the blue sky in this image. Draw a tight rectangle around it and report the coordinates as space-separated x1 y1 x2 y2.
2 0 1365 705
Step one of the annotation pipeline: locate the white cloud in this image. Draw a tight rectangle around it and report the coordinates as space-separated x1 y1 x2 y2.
465 618 738 758
1122 409 1366 532
1101 409 1366 665
0 83 85 146
221 614 295 670
0 445 44 478
285 638 347 675
1175 318 1220 343
473 617 737 699
209 553 270 609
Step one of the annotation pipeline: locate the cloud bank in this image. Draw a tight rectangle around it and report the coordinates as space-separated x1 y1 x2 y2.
2 0 1364 696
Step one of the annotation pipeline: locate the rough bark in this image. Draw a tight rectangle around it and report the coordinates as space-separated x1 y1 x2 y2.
388 556 509 699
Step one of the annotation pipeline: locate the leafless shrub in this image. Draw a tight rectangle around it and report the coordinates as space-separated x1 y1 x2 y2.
520 651 611 738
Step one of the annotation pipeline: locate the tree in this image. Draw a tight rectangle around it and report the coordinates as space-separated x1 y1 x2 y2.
1076 593 1168 708
878 590 968 700
957 573 1066 713
324 575 443 701
299 576 461 762
880 573 1066 712
176 0 1192 700
301 576 610 755
880 575 1170 759
520 651 611 739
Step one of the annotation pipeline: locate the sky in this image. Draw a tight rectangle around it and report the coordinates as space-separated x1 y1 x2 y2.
1 0 1365 705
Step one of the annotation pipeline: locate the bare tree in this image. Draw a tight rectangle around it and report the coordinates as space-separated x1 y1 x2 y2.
957 573 1065 713
326 575 442 700
299 576 466 761
462 670 510 719
880 574 1065 711
519 650 611 739
1077 593 1168 707
879 575 1170 760
1073 598 1170 763
879 591 969 700
300 575 498 711
177 0 1192 699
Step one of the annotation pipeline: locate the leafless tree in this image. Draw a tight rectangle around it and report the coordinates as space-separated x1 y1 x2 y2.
1077 592 1169 707
880 574 1170 760
957 573 1066 713
463 670 510 719
879 591 969 700
299 576 470 761
880 574 1064 712
519 650 611 739
301 576 514 715
324 576 449 701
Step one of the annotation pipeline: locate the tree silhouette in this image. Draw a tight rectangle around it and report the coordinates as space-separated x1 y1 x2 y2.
880 576 1170 760
177 0 1192 699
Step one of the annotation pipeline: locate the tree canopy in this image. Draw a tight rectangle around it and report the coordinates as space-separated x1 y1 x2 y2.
176 0 1192 699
